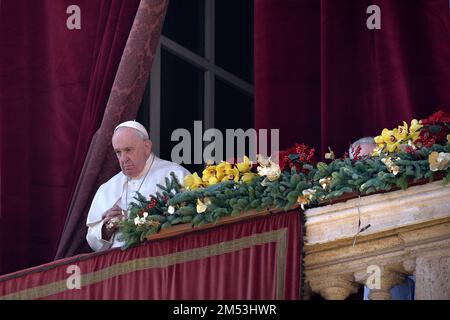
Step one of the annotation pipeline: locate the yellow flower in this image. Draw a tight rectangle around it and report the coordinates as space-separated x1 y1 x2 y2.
375 128 401 152
429 151 450 172
236 156 252 173
221 167 240 182
409 119 423 141
447 134 450 144
241 172 256 184
394 121 409 141
183 172 203 190
196 198 211 213
216 162 232 181
202 166 220 186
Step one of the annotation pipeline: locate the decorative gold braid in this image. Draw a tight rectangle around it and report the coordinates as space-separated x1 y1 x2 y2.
1 228 288 300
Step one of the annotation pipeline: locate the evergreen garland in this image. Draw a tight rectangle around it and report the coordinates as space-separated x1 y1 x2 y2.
119 141 450 249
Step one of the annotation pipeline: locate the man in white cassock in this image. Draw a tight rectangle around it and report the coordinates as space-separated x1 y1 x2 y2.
86 121 190 252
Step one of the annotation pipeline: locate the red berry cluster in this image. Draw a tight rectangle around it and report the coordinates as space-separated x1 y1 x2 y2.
279 143 316 173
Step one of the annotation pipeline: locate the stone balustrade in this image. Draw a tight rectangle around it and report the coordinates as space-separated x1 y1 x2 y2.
303 180 450 300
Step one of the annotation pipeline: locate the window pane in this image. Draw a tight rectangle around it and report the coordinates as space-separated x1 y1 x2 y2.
162 0 205 56
215 78 254 162
160 49 204 174
215 0 253 83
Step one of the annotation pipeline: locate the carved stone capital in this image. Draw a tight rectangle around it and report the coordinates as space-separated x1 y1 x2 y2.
308 274 360 300
402 258 416 274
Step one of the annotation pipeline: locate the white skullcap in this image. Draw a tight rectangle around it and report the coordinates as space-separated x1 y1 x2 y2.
114 120 149 139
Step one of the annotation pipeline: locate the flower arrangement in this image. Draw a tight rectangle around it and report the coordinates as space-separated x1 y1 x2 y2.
373 119 423 155
119 110 450 249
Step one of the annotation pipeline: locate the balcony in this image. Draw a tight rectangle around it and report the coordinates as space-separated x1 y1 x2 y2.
303 180 450 300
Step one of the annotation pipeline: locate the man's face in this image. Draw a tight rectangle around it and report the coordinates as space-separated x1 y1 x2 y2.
112 128 152 178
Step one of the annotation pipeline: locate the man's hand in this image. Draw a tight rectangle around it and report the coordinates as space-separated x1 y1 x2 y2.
101 204 125 240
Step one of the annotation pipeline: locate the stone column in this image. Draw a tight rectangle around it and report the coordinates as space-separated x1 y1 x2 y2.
415 254 450 300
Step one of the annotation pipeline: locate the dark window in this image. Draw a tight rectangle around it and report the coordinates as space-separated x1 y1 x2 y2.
160 50 204 174
162 0 205 56
138 0 254 175
215 0 253 83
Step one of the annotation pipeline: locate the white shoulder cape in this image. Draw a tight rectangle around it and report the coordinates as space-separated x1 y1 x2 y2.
86 155 190 225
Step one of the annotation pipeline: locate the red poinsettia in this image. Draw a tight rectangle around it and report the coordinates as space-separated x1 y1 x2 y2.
417 110 450 147
420 110 450 125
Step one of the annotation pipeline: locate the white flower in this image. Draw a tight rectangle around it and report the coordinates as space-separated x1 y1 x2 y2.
296 189 317 210
429 152 450 172
257 154 281 183
134 217 140 226
143 212 148 219
196 198 208 213
168 206 175 215
381 157 400 176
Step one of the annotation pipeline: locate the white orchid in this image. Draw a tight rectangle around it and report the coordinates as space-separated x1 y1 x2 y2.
256 154 281 186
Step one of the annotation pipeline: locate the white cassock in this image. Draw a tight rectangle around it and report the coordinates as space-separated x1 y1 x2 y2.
86 153 190 252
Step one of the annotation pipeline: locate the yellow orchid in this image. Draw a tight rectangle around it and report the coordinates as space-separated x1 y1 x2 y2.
409 119 423 141
221 167 240 182
241 172 256 184
202 165 220 186
215 161 232 181
183 172 203 190
236 156 252 173
429 151 450 172
374 128 400 153
393 121 409 141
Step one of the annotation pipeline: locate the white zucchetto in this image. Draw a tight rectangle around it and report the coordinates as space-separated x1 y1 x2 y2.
114 120 149 139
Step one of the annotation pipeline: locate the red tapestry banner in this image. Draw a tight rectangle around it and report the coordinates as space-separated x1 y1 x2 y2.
0 210 302 300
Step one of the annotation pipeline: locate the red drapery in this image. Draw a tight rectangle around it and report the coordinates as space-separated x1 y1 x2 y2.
0 211 302 300
54 0 169 260
254 0 450 156
0 0 140 275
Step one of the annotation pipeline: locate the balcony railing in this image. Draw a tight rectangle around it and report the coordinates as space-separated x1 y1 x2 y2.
303 180 450 300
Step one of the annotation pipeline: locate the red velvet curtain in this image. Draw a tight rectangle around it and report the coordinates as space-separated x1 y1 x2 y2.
255 0 450 157
0 0 139 276
0 211 302 300
54 0 169 260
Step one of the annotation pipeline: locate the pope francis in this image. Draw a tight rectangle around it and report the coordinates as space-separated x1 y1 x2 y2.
86 121 190 252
